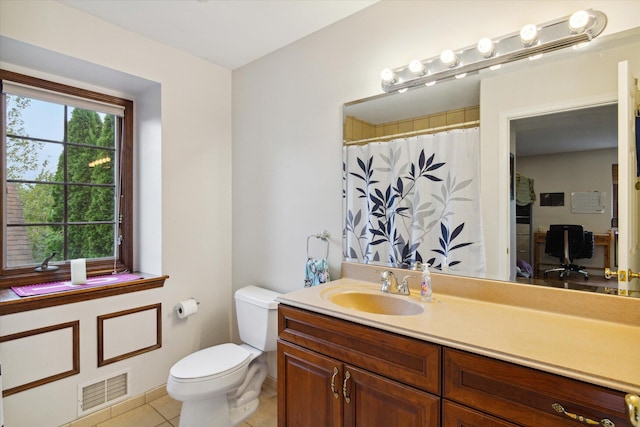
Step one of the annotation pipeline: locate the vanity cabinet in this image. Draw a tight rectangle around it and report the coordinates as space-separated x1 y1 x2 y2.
278 305 633 427
444 348 630 427
277 305 441 427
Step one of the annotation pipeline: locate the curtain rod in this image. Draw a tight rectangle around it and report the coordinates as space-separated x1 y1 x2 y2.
343 120 480 146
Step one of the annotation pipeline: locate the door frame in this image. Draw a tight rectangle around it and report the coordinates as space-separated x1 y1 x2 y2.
496 93 618 281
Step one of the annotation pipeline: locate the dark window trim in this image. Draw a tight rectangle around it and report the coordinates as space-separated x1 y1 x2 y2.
1 69 134 289
0 274 168 315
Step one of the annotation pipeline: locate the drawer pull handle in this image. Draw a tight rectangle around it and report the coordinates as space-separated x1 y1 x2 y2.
627 394 640 427
330 367 339 399
343 370 351 404
551 403 615 426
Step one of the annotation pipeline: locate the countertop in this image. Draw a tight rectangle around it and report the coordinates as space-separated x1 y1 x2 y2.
277 264 640 395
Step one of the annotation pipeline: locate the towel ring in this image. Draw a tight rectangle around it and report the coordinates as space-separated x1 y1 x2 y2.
307 230 330 259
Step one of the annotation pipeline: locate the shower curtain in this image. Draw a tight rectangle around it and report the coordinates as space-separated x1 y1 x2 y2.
343 127 485 275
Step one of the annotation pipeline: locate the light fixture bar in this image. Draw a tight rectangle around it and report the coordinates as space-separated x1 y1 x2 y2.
381 9 607 93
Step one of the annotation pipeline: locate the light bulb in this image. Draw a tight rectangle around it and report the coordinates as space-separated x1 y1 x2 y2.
477 37 495 58
440 49 458 67
569 10 590 33
380 68 398 84
408 60 426 76
520 24 538 46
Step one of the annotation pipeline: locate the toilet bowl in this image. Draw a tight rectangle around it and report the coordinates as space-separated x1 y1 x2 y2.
167 286 280 427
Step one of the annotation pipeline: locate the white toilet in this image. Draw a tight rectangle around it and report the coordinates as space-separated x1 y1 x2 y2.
167 285 281 427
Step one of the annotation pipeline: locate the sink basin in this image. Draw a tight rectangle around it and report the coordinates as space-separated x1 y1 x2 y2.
326 291 424 316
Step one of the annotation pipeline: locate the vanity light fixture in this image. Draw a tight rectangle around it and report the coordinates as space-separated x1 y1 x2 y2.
380 68 398 84
408 59 427 76
477 37 495 58
519 24 538 46
380 9 607 93
569 10 591 34
440 49 459 67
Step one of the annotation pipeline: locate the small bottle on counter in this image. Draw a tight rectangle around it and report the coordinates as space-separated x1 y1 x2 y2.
420 264 432 302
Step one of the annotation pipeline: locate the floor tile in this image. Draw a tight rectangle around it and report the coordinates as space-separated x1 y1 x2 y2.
95 404 165 427
111 394 145 418
244 394 277 427
70 408 111 427
148 394 181 420
145 385 168 403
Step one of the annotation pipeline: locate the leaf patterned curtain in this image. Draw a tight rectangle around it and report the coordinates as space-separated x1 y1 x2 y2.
343 128 485 275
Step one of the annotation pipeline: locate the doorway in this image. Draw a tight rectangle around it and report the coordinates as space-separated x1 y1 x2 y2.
509 103 618 292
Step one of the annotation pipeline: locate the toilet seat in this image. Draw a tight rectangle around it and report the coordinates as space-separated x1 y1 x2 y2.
170 343 252 383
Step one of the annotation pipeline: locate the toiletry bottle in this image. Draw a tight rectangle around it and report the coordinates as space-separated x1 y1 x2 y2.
420 264 432 302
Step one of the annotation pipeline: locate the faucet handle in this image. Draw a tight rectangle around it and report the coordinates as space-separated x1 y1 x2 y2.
399 275 414 295
380 270 394 280
380 270 394 292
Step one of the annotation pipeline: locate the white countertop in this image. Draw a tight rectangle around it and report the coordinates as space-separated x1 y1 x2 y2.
278 276 640 394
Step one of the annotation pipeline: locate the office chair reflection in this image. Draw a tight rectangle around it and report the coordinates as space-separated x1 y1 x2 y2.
544 224 594 280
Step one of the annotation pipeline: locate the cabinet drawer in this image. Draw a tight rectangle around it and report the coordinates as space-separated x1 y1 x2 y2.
279 305 441 394
444 349 629 426
443 400 517 427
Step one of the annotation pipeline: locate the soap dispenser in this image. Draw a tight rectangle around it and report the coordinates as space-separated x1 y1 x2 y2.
420 264 432 302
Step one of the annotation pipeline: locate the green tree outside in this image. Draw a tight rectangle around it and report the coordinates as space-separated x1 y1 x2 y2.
6 96 117 265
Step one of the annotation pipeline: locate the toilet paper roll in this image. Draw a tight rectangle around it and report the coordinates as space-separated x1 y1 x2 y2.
175 299 198 319
70 258 87 285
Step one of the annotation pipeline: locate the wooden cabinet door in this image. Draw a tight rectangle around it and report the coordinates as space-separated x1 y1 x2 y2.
278 341 343 427
343 364 440 427
442 400 517 427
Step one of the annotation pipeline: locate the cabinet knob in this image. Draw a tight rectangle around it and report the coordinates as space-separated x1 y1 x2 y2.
330 367 339 399
627 394 640 427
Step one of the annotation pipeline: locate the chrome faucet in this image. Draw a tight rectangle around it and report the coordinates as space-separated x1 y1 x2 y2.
380 271 410 295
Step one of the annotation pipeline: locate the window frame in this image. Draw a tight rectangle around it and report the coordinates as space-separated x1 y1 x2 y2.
0 69 134 289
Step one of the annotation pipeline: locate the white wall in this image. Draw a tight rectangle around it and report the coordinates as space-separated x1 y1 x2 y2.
232 1 640 296
0 1 232 426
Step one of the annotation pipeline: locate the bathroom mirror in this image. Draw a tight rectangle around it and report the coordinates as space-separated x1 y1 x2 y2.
343 27 640 295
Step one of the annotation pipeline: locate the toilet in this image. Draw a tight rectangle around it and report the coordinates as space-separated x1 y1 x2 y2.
167 285 281 427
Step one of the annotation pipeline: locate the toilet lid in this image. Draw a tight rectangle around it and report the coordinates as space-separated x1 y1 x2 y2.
170 343 252 380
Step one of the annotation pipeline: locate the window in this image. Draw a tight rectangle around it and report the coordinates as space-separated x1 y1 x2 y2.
1 70 133 288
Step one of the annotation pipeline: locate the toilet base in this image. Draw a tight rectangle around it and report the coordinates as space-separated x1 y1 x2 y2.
178 395 232 427
229 398 260 425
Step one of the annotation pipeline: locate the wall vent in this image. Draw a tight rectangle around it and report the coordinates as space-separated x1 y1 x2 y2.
78 369 130 416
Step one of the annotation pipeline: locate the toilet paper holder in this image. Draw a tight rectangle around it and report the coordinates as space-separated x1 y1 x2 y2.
174 298 200 319
173 298 200 310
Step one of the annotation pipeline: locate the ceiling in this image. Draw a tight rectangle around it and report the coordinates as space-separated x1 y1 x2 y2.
57 0 379 70
56 0 620 158
512 104 617 157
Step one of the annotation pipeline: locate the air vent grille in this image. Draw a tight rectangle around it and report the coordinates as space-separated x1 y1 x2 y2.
82 381 106 411
78 369 130 416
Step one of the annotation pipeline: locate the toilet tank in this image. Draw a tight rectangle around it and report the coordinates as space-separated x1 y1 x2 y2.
235 285 281 352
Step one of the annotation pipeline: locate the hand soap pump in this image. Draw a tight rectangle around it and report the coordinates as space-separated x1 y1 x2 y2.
420 264 432 302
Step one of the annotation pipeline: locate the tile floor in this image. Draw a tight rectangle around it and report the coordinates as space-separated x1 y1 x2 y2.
64 381 277 427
